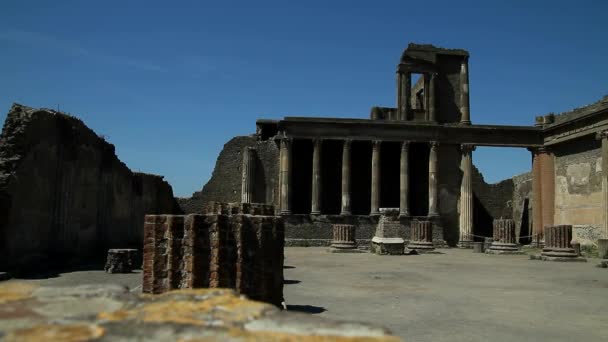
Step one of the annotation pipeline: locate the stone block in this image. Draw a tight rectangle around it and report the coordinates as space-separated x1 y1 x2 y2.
104 249 139 274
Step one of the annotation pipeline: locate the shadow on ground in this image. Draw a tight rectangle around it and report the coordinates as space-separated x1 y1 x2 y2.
287 305 327 314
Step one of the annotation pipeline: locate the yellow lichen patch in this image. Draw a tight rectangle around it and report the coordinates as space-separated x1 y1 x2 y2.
184 328 402 342
4 323 104 342
0 282 37 304
140 294 271 326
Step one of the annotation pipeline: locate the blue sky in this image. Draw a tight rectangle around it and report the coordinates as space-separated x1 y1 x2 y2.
1 0 607 196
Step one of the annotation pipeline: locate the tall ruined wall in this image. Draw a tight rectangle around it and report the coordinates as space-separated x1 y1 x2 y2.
0 104 181 272
179 136 279 213
471 166 515 238
511 172 532 241
552 135 603 245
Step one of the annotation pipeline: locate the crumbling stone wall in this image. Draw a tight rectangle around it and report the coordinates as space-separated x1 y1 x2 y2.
511 172 532 241
143 209 284 307
471 166 515 238
0 104 181 272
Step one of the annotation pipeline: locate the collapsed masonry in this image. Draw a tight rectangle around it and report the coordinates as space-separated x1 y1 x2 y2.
142 202 284 307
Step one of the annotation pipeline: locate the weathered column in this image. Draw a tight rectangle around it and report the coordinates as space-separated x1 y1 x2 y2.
487 219 522 254
407 220 435 252
396 72 403 120
330 224 358 251
539 147 555 235
401 72 411 120
428 142 439 217
279 137 292 215
428 73 437 122
371 140 381 215
540 225 585 261
341 139 352 215
423 74 430 119
241 146 256 203
598 131 608 239
460 58 471 125
458 144 475 247
530 147 543 244
311 138 322 215
399 141 410 217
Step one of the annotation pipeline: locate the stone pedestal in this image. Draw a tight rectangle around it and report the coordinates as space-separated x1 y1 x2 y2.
472 242 484 253
407 220 436 253
371 208 404 255
105 249 139 273
487 219 523 255
598 239 608 259
329 224 363 253
539 225 586 262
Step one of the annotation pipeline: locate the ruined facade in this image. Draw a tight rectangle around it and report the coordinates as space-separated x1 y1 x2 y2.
0 104 182 272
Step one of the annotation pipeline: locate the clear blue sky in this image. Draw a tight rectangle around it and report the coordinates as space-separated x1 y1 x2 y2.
1 0 607 196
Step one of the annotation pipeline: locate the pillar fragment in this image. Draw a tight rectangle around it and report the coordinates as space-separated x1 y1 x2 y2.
428 142 439 217
241 147 256 204
407 220 435 252
428 73 437 122
539 225 586 261
371 140 381 215
460 58 471 124
401 72 411 120
311 138 322 215
341 140 352 215
487 219 523 254
279 137 292 215
399 141 410 217
458 144 475 247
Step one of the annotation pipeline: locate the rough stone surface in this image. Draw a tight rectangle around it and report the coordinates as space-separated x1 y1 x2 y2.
0 282 399 341
104 249 139 274
0 104 182 274
371 209 404 255
538 225 587 262
407 220 436 253
143 211 285 307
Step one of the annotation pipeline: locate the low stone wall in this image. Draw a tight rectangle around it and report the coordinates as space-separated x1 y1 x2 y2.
143 212 284 307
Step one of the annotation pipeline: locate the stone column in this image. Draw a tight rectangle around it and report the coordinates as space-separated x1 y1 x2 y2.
330 224 357 250
279 137 292 215
241 146 256 204
396 73 403 120
597 131 608 239
428 73 437 122
407 220 435 252
371 140 381 215
530 147 543 244
428 142 439 217
401 72 411 121
399 141 410 217
539 147 555 234
460 58 471 125
487 219 522 254
423 74 430 120
311 138 322 215
458 144 475 247
541 225 585 261
341 140 352 215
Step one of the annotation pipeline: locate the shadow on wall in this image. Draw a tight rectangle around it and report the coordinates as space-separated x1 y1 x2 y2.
473 193 494 240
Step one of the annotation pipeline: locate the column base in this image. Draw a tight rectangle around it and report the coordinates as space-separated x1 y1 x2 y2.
340 211 352 216
457 240 474 249
459 120 471 125
398 212 410 219
370 211 381 216
310 211 321 215
280 210 292 216
428 212 440 218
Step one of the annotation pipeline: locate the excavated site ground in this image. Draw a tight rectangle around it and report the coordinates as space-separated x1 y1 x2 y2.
5 247 608 342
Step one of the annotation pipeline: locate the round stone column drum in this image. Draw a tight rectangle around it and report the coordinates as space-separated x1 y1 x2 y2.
487 219 522 254
330 224 357 250
540 225 586 262
407 220 435 252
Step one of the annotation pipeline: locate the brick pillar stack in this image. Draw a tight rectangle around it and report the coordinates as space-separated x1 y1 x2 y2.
329 224 358 252
487 219 522 254
407 220 435 252
142 209 285 307
538 225 586 262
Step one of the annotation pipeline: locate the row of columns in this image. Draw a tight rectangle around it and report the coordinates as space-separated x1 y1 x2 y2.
396 58 470 124
278 138 453 218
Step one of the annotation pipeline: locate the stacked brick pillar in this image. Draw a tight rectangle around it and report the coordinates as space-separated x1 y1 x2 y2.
407 220 435 252
538 225 586 262
142 208 284 307
487 219 522 254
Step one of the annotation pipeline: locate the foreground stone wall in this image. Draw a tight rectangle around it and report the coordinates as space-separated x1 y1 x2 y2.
143 211 284 307
0 282 399 341
0 104 181 272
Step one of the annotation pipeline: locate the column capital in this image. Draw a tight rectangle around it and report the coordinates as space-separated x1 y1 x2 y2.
343 139 353 149
460 144 476 153
401 140 411 150
372 140 382 148
597 130 608 141
429 141 439 148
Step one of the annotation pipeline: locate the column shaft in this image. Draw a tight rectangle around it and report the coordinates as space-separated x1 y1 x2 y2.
540 148 555 231
601 132 608 238
459 144 475 246
423 74 430 120
531 148 543 242
341 140 352 215
371 140 381 215
460 58 471 124
402 73 411 120
428 73 437 122
399 141 410 216
279 137 292 215
396 73 403 120
428 142 439 216
311 139 322 214
241 147 255 203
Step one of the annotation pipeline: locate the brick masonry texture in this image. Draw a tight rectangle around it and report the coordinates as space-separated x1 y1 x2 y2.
0 104 182 273
142 211 285 307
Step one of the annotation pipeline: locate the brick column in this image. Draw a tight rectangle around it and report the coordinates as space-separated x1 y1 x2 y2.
428 142 439 217
530 147 543 244
460 57 471 125
279 137 292 215
458 144 475 247
428 73 437 122
341 140 352 215
407 220 435 252
540 225 585 261
399 141 410 217
371 140 381 215
311 138 322 215
539 147 555 236
241 146 256 203
487 219 522 254
330 224 357 250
